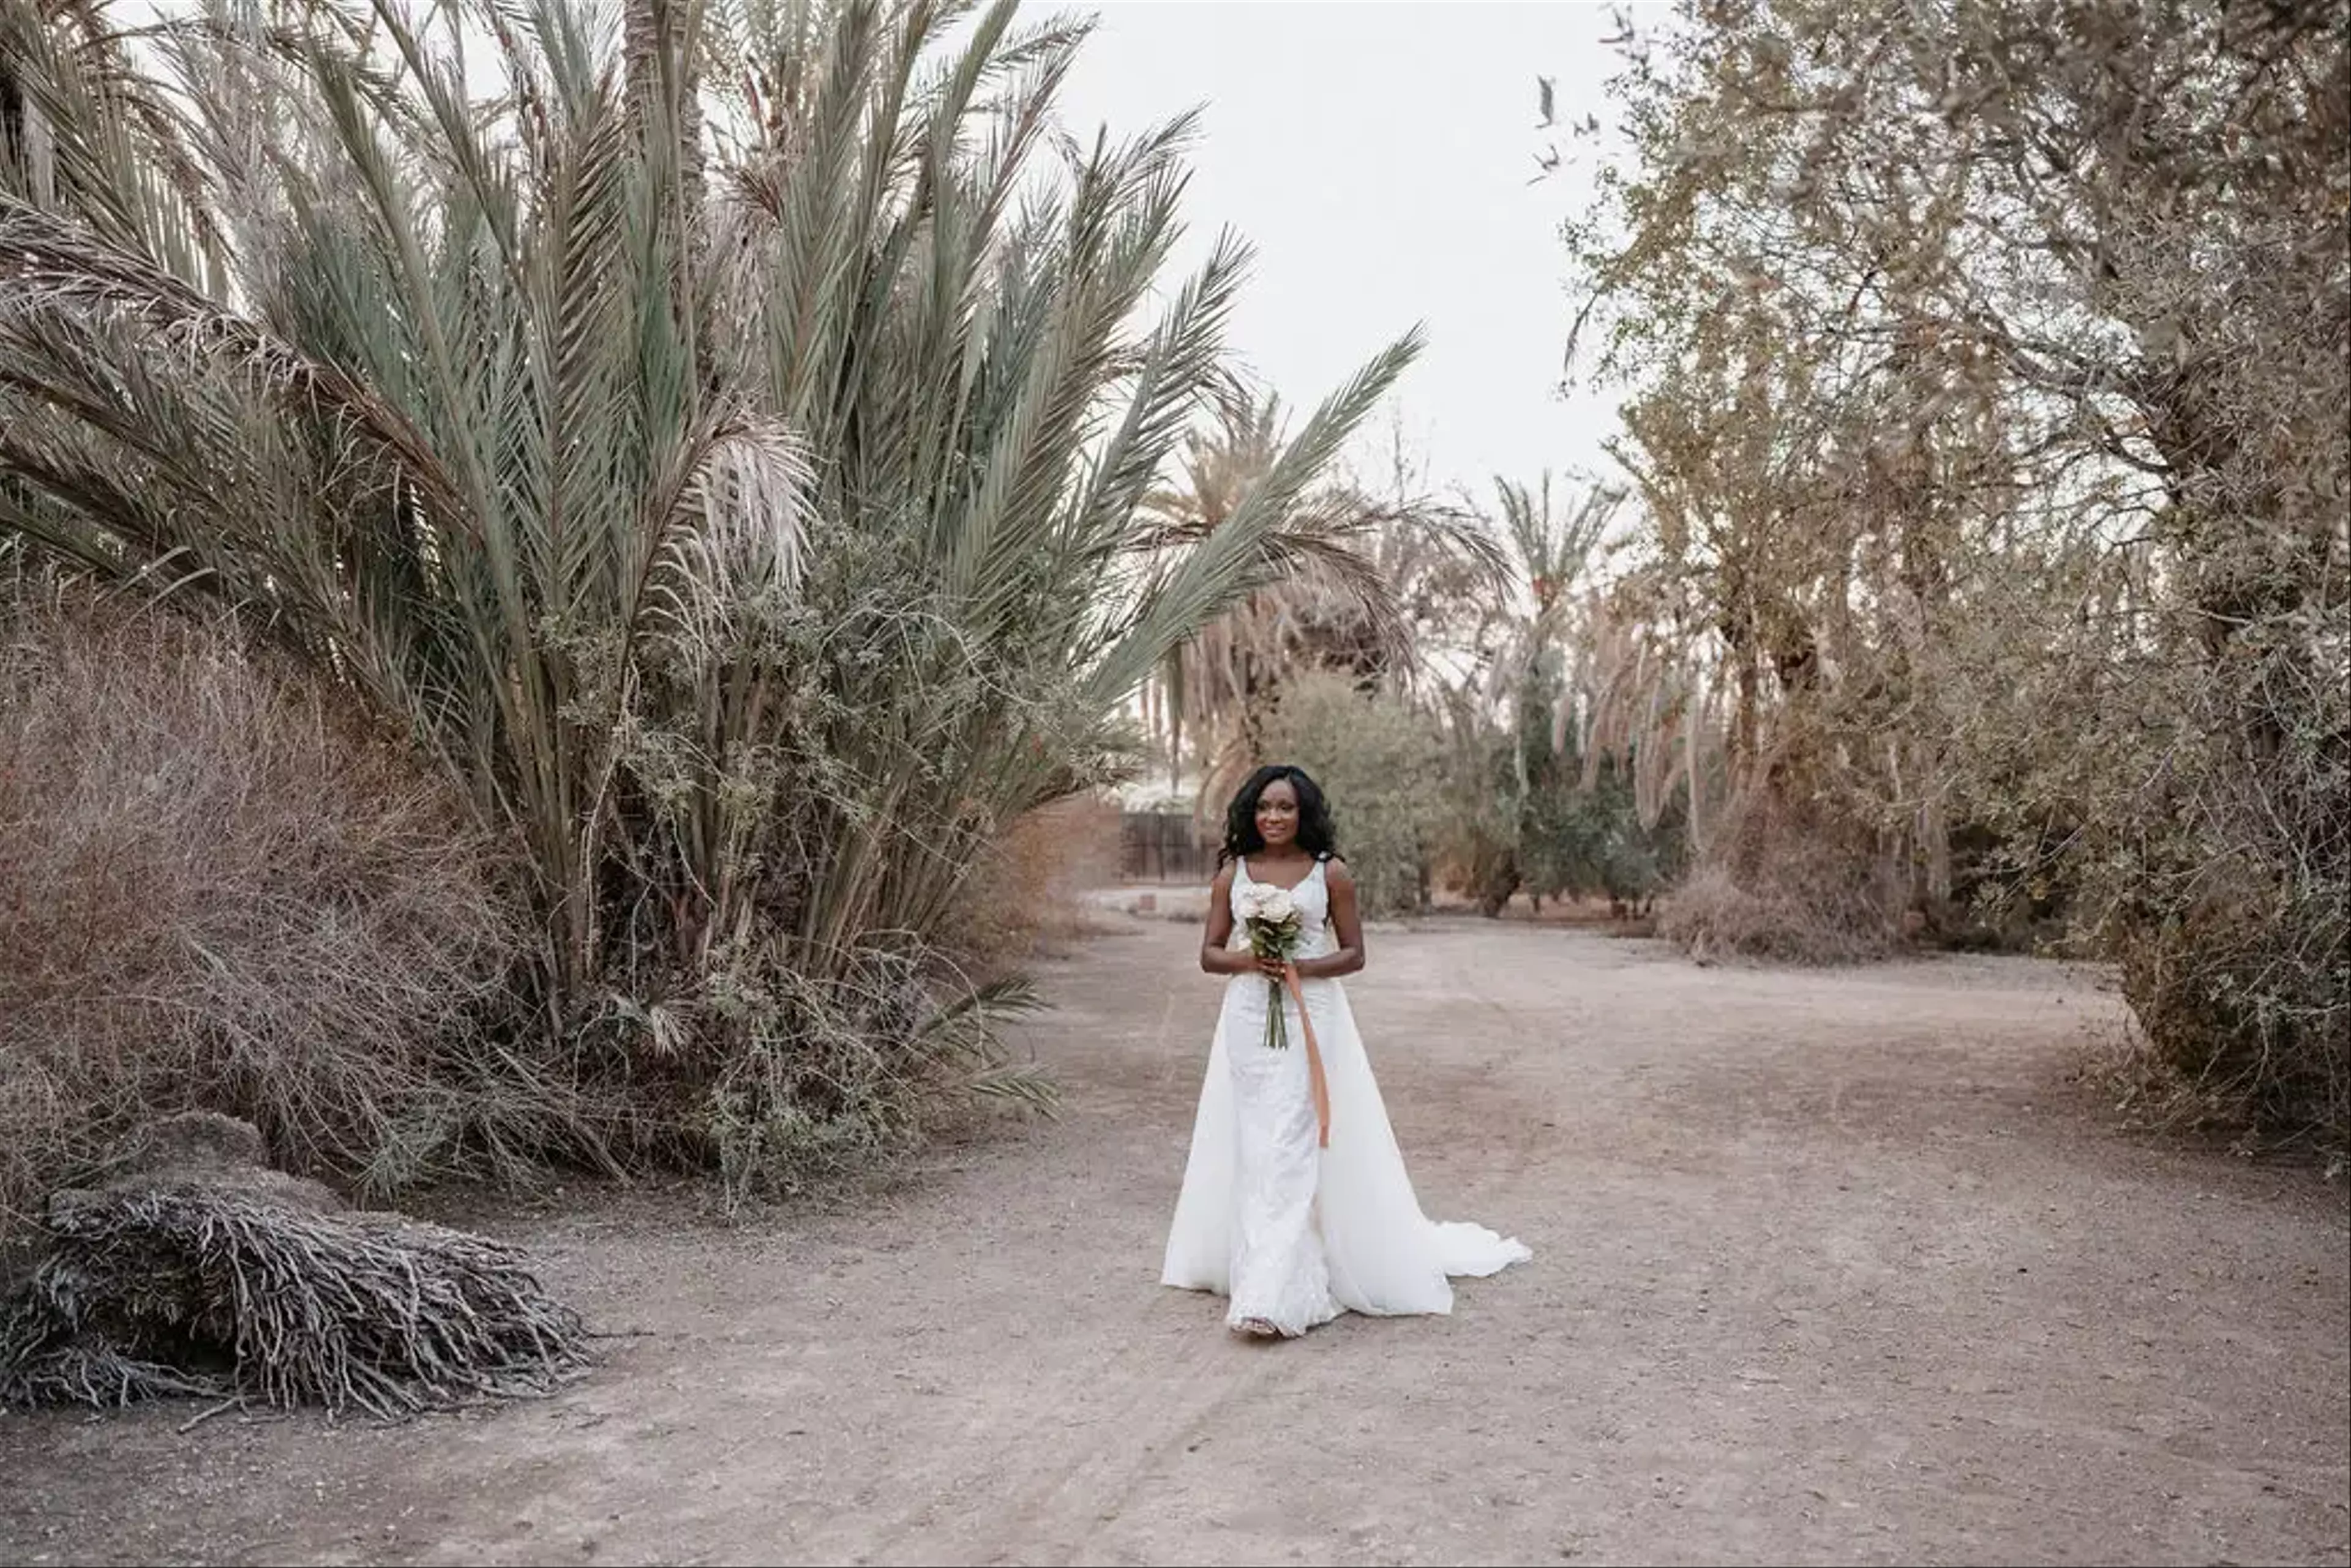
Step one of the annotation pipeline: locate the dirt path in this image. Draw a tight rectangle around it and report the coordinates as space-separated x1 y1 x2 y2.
3 917 2345 1567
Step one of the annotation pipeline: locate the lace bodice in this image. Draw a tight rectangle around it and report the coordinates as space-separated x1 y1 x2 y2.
1230 856 1333 959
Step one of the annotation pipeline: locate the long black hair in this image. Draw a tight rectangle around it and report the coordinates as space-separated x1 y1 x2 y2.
1220 763 1338 865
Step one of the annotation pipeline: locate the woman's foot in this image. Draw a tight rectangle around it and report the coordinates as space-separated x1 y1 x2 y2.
1233 1315 1286 1340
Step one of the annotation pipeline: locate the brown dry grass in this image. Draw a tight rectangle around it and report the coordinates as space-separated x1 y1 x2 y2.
1654 788 1902 966
0 593 536 1236
953 793 1126 968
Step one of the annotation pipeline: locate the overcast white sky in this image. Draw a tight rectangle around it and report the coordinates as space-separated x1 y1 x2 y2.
1047 1 1651 505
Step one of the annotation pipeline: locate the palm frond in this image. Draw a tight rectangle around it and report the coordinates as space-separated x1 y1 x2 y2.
0 0 1411 1125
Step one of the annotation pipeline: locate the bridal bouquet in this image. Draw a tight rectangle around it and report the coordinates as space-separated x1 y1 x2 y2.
1235 883 1305 1050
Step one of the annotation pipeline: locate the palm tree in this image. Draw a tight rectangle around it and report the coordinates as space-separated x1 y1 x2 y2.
1141 391 1505 801
1438 471 1712 912
0 0 1417 1049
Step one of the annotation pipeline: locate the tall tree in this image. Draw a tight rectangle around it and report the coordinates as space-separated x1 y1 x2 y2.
1564 0 2347 1125
0 0 1423 1163
1142 392 1505 798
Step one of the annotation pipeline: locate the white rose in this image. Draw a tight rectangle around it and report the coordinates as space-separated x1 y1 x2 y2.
1234 884 1272 922
1253 886 1296 925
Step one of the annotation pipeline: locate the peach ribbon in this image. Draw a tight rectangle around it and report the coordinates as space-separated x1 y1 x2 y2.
1281 964 1332 1149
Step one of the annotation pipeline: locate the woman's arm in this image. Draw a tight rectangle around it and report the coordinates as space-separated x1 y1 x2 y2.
1199 865 1261 976
1293 858 1366 980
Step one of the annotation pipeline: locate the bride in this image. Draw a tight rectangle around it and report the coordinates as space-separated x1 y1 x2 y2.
1160 763 1531 1339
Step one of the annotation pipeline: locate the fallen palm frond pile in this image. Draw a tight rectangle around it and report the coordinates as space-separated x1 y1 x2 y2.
0 1115 588 1418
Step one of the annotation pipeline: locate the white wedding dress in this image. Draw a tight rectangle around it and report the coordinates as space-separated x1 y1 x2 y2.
1160 857 1532 1335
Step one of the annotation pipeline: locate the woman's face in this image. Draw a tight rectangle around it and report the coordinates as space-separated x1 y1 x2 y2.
1255 778 1301 849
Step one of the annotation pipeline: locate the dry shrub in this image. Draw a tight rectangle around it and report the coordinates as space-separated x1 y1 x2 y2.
953 793 1124 966
0 593 541 1234
672 954 1052 1209
1263 672 1450 917
1657 864 1896 966
2105 860 2348 1153
1655 786 1900 966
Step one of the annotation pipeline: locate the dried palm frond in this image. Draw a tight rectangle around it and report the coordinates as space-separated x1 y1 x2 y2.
0 1116 588 1419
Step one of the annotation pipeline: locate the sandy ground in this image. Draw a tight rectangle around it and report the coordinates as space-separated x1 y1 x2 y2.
2 915 2345 1568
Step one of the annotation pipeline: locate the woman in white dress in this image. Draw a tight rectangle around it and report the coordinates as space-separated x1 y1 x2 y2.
1161 763 1531 1339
